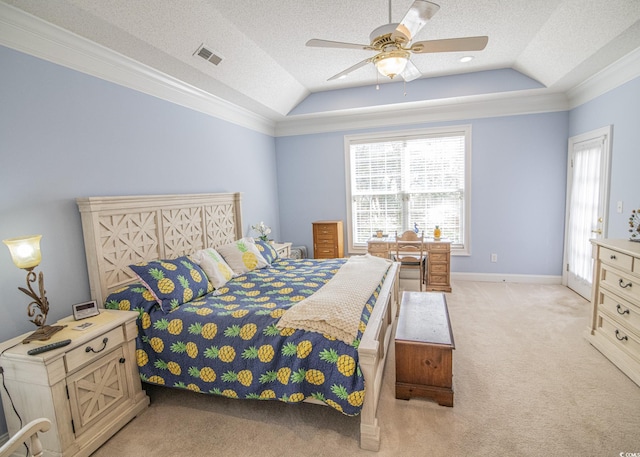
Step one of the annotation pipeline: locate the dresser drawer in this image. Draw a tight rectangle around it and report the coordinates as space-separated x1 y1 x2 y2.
368 242 389 254
428 274 449 286
430 263 449 274
429 253 448 263
599 290 640 336
314 225 336 237
600 265 640 303
600 247 634 271
597 312 640 363
316 248 336 257
316 237 336 246
428 243 450 252
65 326 125 373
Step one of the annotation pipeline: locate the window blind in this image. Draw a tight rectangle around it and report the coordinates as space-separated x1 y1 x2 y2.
348 130 468 249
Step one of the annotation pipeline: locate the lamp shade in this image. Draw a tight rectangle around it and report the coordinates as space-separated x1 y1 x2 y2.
3 235 42 269
373 51 409 79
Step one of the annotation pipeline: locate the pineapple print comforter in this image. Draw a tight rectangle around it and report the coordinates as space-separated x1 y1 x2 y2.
114 258 388 416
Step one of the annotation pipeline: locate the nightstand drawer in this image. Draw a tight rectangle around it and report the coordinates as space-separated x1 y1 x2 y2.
65 327 125 373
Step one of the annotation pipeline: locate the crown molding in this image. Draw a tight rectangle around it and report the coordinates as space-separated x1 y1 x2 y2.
2 2 638 139
567 47 640 109
274 89 569 137
0 3 275 136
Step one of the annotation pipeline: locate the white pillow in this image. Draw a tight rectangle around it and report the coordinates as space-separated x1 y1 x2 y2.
217 237 269 274
190 248 236 289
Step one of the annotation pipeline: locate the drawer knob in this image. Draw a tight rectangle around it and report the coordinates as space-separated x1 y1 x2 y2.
85 337 109 354
618 279 633 289
617 304 630 315
610 254 617 260
119 357 126 364
615 330 628 342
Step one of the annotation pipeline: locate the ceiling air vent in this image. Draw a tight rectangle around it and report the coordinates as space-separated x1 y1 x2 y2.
194 44 222 66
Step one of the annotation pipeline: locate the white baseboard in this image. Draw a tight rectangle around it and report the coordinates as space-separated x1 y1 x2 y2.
398 269 562 284
451 272 562 284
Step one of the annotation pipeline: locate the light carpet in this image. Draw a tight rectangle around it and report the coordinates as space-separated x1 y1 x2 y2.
92 280 640 456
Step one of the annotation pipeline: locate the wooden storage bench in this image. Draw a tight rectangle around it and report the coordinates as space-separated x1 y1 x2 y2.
395 291 455 406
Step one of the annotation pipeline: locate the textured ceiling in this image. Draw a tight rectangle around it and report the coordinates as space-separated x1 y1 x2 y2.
4 0 640 120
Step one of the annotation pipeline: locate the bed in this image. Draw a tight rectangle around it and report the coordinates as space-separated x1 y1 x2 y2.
76 192 399 451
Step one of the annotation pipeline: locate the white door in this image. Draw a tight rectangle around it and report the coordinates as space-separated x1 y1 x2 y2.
563 126 612 300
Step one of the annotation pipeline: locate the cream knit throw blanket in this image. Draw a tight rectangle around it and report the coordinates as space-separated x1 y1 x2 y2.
276 254 392 344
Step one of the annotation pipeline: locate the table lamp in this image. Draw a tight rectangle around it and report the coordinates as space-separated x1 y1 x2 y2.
3 235 64 343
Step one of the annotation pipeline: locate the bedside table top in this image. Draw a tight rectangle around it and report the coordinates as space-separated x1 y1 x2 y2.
0 309 137 361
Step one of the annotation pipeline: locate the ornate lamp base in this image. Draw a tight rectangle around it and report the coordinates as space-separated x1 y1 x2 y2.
22 324 65 344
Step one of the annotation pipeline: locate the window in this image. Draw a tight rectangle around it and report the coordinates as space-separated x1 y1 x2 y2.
345 126 471 254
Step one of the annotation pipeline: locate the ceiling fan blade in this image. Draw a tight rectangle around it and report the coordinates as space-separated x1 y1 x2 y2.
401 60 422 82
410 36 489 53
392 0 441 43
327 57 374 81
306 39 372 51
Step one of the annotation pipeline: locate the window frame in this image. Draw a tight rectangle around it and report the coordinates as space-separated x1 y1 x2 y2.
344 125 472 256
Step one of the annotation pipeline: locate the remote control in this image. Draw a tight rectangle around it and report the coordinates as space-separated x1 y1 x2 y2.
27 339 72 355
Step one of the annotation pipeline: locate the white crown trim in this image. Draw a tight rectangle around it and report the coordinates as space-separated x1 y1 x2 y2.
275 89 570 137
567 47 640 109
0 3 275 136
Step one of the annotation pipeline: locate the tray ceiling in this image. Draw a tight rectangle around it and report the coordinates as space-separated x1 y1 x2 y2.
3 0 640 121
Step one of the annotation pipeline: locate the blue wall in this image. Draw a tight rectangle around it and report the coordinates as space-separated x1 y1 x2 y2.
569 77 640 238
276 112 569 276
0 45 280 347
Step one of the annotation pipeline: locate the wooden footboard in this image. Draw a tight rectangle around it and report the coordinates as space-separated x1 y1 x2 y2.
358 262 400 451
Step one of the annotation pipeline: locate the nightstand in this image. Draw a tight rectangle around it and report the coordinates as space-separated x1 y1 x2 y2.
272 241 292 259
0 309 149 457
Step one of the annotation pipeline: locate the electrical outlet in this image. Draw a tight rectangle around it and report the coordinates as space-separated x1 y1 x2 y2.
491 253 498 263
617 201 624 214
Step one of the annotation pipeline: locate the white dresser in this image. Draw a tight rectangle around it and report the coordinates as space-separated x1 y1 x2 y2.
587 239 640 386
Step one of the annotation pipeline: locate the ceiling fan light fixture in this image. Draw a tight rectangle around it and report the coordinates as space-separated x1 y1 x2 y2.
373 50 409 79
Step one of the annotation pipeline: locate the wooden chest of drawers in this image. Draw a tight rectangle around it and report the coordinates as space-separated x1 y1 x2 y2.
425 240 451 292
312 220 344 258
587 239 640 386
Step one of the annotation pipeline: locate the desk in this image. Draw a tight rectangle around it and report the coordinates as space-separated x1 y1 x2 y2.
368 236 452 292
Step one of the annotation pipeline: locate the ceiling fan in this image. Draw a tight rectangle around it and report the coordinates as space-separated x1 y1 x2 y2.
306 0 488 82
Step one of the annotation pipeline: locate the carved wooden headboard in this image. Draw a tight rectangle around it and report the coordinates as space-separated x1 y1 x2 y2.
77 193 243 306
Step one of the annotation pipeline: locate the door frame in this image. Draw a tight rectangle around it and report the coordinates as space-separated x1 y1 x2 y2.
561 125 613 294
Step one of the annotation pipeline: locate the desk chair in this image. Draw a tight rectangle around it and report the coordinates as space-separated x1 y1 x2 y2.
394 230 427 291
